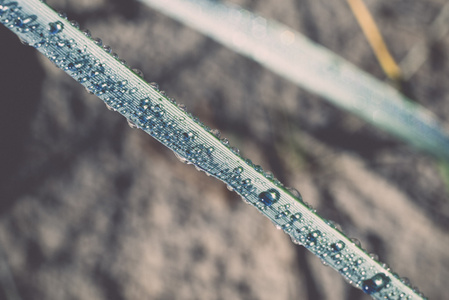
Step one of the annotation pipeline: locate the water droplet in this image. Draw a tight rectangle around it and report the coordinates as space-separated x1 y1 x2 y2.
57 11 67 19
47 21 64 34
67 60 86 72
290 213 301 222
103 45 112 53
149 82 159 90
0 2 18 15
264 171 274 179
129 87 138 94
132 68 144 78
174 152 189 164
93 38 102 46
70 20 79 29
400 277 411 286
258 189 280 206
182 132 194 141
381 263 390 271
330 241 345 252
307 230 321 246
221 138 229 146
350 238 361 247
210 129 221 138
231 147 240 155
281 223 292 232
83 29 91 38
127 119 138 128
369 253 379 261
234 166 243 174
362 273 390 295
14 15 37 30
287 187 302 200
177 104 187 111
151 104 164 117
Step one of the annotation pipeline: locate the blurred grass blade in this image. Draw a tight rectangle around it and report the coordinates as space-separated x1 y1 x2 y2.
141 0 449 162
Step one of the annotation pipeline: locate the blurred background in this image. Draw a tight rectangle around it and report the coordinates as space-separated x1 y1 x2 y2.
0 0 448 299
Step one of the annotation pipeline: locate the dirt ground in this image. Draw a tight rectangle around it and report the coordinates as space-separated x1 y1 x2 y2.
1 0 448 299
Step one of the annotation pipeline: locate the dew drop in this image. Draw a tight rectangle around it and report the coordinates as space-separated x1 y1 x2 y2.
151 104 164 117
132 68 144 78
70 20 79 29
362 273 390 295
149 82 159 90
350 238 361 247
221 138 229 146
127 119 138 129
57 11 67 19
177 103 187 111
258 189 280 206
47 21 64 34
67 60 85 72
290 213 302 222
330 240 345 252
307 230 321 246
369 253 379 262
287 187 302 200
264 171 274 179
103 45 112 53
210 129 221 138
182 132 194 141
231 147 240 155
83 29 91 38
174 152 189 164
400 277 411 286
93 38 102 46
234 166 243 174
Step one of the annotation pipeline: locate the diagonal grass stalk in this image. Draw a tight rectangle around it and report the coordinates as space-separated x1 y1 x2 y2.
0 0 429 299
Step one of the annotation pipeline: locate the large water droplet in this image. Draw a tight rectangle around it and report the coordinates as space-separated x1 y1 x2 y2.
93 37 102 46
103 45 112 53
362 273 390 295
258 189 280 206
330 241 345 252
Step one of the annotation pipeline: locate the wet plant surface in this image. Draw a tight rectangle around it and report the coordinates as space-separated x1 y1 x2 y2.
0 0 448 299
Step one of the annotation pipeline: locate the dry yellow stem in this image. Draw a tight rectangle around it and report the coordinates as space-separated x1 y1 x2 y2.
346 0 402 81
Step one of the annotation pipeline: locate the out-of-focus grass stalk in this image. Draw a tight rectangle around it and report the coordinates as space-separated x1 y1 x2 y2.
141 0 449 162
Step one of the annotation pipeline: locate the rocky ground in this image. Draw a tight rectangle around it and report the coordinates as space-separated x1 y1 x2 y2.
0 0 448 299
